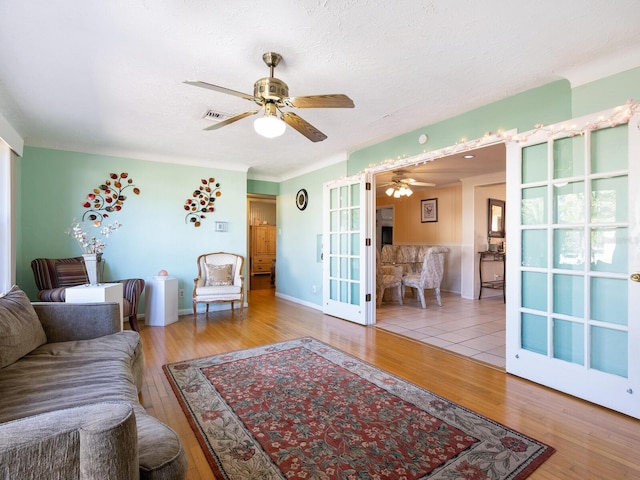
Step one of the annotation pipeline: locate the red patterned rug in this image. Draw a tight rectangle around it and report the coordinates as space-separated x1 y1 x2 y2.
164 337 553 479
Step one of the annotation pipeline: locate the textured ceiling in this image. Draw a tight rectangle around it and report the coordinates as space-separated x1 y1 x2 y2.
1 1 639 181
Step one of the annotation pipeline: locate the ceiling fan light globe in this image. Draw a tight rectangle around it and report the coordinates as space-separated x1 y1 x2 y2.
254 115 286 138
393 190 401 198
385 187 395 197
405 188 413 197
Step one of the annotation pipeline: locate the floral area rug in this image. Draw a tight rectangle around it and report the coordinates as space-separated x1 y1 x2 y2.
163 337 553 479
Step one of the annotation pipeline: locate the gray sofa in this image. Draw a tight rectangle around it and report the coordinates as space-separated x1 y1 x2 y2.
0 285 187 480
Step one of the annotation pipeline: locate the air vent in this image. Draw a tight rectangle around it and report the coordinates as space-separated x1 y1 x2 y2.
202 109 232 122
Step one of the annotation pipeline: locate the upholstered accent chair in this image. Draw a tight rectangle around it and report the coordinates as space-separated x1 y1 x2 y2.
401 246 450 308
193 252 245 315
30 256 145 331
376 250 404 307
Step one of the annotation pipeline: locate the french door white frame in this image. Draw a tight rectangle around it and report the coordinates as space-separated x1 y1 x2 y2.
322 174 375 325
505 108 640 419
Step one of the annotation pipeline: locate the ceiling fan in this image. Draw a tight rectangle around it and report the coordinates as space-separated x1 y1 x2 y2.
379 170 435 197
184 52 354 142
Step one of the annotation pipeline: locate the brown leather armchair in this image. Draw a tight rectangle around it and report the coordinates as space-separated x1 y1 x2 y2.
31 256 145 331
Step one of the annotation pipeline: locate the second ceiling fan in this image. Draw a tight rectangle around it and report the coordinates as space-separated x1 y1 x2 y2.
380 170 435 197
185 52 354 142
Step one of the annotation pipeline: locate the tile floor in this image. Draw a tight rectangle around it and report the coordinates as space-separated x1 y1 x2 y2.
375 290 506 368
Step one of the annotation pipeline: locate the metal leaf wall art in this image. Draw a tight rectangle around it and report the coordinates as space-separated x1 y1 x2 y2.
82 172 140 224
184 177 221 227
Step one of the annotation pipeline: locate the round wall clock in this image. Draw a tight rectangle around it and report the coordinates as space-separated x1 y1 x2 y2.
296 189 308 210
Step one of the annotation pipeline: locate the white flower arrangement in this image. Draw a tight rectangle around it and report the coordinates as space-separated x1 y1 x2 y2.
68 220 122 254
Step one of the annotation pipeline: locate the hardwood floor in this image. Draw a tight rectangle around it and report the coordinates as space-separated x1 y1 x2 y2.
137 289 640 479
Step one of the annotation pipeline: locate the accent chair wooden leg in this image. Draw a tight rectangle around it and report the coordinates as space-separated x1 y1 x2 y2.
129 315 140 332
193 302 197 316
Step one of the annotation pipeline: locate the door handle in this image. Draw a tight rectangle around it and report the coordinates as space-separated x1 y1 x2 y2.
632 273 640 283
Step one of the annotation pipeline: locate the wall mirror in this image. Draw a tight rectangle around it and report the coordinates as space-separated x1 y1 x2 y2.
488 198 505 238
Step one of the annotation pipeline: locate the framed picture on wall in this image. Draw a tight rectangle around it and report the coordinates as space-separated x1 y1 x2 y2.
421 198 438 222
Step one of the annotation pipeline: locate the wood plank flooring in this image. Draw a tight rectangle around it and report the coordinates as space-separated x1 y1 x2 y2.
137 289 640 480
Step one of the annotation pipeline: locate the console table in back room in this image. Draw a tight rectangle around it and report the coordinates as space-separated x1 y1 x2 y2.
478 251 505 303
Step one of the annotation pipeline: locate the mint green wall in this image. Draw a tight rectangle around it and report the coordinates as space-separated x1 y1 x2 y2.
17 147 247 312
247 179 279 195
348 81 571 175
572 67 640 117
276 162 347 306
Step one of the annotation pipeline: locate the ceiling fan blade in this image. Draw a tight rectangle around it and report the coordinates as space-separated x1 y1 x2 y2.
281 112 327 142
203 110 259 130
411 181 436 187
285 94 354 108
184 80 257 102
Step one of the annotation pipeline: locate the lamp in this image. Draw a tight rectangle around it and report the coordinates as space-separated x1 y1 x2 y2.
254 103 286 138
386 184 413 198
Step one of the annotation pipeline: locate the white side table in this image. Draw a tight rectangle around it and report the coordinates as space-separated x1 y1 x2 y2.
145 276 179 327
65 283 124 331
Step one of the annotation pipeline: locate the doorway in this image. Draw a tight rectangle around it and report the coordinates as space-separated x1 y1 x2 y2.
372 143 507 366
247 194 276 291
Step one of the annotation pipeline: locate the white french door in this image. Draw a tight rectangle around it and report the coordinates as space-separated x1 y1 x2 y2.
322 174 375 325
505 107 640 418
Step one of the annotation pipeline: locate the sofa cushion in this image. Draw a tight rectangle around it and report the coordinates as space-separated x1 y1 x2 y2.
0 286 47 368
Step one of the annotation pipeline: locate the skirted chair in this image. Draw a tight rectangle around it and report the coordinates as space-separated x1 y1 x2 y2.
193 252 244 315
376 250 404 307
30 256 145 331
401 246 450 308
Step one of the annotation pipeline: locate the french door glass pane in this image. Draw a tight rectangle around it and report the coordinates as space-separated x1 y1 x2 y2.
591 227 627 273
522 186 548 225
350 208 360 230
591 176 628 223
330 211 339 231
340 280 348 302
330 279 338 300
522 143 548 183
522 229 547 267
553 319 584 365
339 186 348 208
350 258 360 281
330 234 338 255
330 256 338 277
591 326 628 377
590 277 627 325
330 188 339 209
553 274 584 317
340 210 348 231
522 313 547 355
340 234 348 254
350 233 360 255
591 125 628 173
522 271 547 311
350 282 360 305
554 181 585 224
350 184 360 206
554 136 584 179
554 228 585 270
